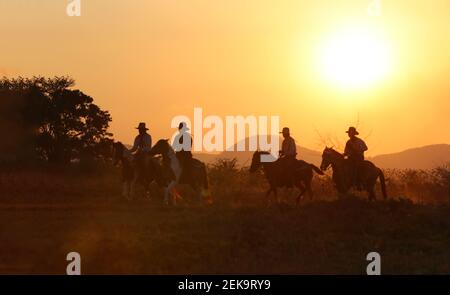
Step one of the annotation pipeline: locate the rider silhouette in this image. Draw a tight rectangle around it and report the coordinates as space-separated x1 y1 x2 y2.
130 122 152 180
279 127 297 186
344 127 368 188
172 122 193 181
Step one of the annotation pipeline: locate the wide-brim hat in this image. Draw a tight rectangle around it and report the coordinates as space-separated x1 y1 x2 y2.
346 127 359 135
136 122 149 130
279 127 290 134
178 122 190 131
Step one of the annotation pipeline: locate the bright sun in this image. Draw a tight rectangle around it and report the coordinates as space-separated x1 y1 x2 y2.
318 26 392 89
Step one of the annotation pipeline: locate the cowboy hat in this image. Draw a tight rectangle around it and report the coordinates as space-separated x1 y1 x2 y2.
346 126 359 135
178 122 190 131
136 122 149 130
279 127 290 134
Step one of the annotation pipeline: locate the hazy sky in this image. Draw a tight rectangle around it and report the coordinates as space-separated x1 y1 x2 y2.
1 0 450 155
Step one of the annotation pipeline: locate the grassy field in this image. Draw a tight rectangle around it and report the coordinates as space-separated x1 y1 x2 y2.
1 198 450 274
1 163 450 274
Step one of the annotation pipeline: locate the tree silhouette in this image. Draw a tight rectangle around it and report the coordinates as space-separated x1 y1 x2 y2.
0 76 112 164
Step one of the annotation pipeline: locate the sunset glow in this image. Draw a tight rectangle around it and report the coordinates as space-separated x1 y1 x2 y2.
2 0 450 278
318 26 392 89
1 1 450 155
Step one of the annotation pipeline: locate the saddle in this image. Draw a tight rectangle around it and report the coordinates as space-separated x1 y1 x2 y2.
179 158 204 184
276 157 308 187
345 158 367 190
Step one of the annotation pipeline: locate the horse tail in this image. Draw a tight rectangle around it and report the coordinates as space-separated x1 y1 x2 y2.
378 169 387 199
310 164 325 175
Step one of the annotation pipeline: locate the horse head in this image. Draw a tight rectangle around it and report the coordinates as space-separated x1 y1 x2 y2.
249 151 270 173
320 146 343 171
112 141 124 165
150 139 171 156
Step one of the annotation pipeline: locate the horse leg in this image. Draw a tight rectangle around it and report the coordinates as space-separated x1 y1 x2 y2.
122 182 126 198
167 181 178 206
122 181 129 200
187 176 202 205
163 187 170 205
367 186 376 201
144 179 151 199
295 183 306 206
173 187 183 205
305 173 315 201
130 174 141 200
286 186 296 203
281 187 289 204
163 184 179 205
194 184 203 205
273 188 279 205
306 182 314 201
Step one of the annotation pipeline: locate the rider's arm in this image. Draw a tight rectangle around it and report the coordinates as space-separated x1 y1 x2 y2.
344 141 351 156
129 136 139 153
290 139 297 156
361 140 368 152
279 140 285 156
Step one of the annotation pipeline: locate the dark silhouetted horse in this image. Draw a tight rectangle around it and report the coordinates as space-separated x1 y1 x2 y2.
320 147 387 200
250 151 324 205
113 141 164 200
149 139 209 205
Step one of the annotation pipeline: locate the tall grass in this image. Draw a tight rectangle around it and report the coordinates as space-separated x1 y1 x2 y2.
1 158 449 205
208 159 450 205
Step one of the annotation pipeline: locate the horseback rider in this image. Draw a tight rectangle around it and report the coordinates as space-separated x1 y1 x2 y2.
130 122 152 180
172 122 193 182
344 126 368 188
279 127 297 185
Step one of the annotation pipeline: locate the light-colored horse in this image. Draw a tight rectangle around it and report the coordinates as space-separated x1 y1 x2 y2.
161 142 182 205
150 139 209 206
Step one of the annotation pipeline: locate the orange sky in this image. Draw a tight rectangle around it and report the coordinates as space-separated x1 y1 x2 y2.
1 0 450 155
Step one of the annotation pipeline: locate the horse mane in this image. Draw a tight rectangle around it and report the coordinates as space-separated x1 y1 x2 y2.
153 139 175 158
325 147 344 159
115 141 132 161
154 139 168 146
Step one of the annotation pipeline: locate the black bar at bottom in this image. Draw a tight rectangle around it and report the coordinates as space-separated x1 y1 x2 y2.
0 275 449 294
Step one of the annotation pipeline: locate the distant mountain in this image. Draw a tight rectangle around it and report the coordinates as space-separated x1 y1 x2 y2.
370 144 450 170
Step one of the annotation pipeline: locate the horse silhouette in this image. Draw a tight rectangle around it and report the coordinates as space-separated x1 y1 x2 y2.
320 147 387 200
149 139 209 205
113 141 165 200
250 151 324 205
